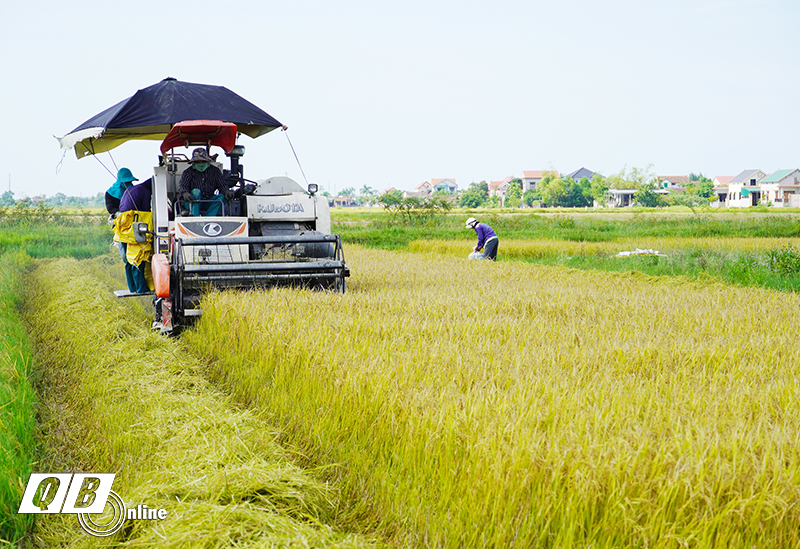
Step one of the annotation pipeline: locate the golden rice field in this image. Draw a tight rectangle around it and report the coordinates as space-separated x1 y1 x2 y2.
409 236 800 259
184 246 800 548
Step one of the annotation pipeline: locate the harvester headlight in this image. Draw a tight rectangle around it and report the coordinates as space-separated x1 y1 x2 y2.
227 145 245 158
308 183 319 195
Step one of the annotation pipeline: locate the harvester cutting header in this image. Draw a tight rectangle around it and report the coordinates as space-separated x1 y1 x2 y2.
58 78 349 333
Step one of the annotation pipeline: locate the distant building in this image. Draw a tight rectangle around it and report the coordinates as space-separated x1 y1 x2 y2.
488 176 514 201
330 195 358 207
564 167 600 182
414 181 432 196
758 169 800 207
608 188 637 207
654 175 688 197
727 169 767 207
711 176 733 207
432 178 457 193
521 170 559 192
657 175 689 189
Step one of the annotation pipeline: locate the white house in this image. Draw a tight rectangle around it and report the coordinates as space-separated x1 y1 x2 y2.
488 176 514 201
757 169 800 207
608 188 637 207
727 169 767 208
657 175 688 190
412 181 433 197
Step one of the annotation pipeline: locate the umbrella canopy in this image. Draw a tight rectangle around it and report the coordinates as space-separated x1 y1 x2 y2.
57 77 283 159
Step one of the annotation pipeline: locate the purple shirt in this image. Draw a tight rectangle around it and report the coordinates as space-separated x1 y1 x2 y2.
119 179 152 212
474 223 497 249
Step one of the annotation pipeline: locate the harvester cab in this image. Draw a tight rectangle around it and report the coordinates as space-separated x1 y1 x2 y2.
145 120 348 333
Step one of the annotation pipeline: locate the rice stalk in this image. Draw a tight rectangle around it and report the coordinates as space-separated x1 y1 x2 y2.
187 246 800 548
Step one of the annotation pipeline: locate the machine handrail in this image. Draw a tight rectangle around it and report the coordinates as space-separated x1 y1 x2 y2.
182 260 345 273
174 234 342 246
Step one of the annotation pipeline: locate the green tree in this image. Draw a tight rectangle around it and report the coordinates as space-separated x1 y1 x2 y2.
537 175 592 208
634 188 665 207
458 189 483 208
540 176 567 207
377 192 451 222
572 177 593 206
664 192 709 207
600 165 662 207
359 185 377 205
378 189 403 205
1 190 15 206
689 172 705 182
523 188 540 207
504 179 522 208
626 165 657 187
458 182 488 208
695 177 714 198
536 172 557 206
589 173 609 205
338 187 356 197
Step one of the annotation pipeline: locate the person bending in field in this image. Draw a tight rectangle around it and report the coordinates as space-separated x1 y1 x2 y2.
178 148 233 216
466 217 499 261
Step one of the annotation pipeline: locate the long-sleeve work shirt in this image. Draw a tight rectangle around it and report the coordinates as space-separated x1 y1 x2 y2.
178 165 229 200
474 223 497 250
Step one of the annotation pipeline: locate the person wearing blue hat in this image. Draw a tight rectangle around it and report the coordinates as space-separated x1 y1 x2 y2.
105 167 138 217
105 168 139 285
116 179 153 294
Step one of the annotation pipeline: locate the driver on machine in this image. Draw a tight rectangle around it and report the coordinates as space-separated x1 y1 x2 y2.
179 148 234 216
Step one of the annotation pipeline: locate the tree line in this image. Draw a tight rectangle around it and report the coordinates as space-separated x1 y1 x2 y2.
1 191 105 209
459 167 715 209
331 167 716 210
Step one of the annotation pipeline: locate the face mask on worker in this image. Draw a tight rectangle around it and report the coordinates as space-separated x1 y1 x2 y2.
194 162 210 172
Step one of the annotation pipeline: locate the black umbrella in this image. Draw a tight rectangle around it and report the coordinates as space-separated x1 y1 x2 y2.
57 77 283 158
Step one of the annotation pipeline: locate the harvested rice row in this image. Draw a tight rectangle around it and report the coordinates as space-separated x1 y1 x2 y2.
409 236 800 259
186 246 800 548
23 257 377 548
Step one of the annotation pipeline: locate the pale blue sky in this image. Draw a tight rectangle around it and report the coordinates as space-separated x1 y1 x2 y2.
1 0 797 197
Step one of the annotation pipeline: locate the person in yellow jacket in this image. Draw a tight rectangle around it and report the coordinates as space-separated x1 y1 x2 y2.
115 178 153 293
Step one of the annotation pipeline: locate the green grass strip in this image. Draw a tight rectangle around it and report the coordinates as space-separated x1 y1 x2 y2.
0 252 37 545
0 224 110 259
332 210 800 248
23 257 378 548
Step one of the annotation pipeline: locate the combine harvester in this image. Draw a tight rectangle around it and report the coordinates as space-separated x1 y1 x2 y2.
58 78 349 333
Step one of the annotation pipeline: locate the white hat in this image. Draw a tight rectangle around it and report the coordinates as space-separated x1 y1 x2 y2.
465 217 478 229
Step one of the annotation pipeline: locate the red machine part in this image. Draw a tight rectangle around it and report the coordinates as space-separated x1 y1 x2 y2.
160 120 238 154
152 253 170 298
